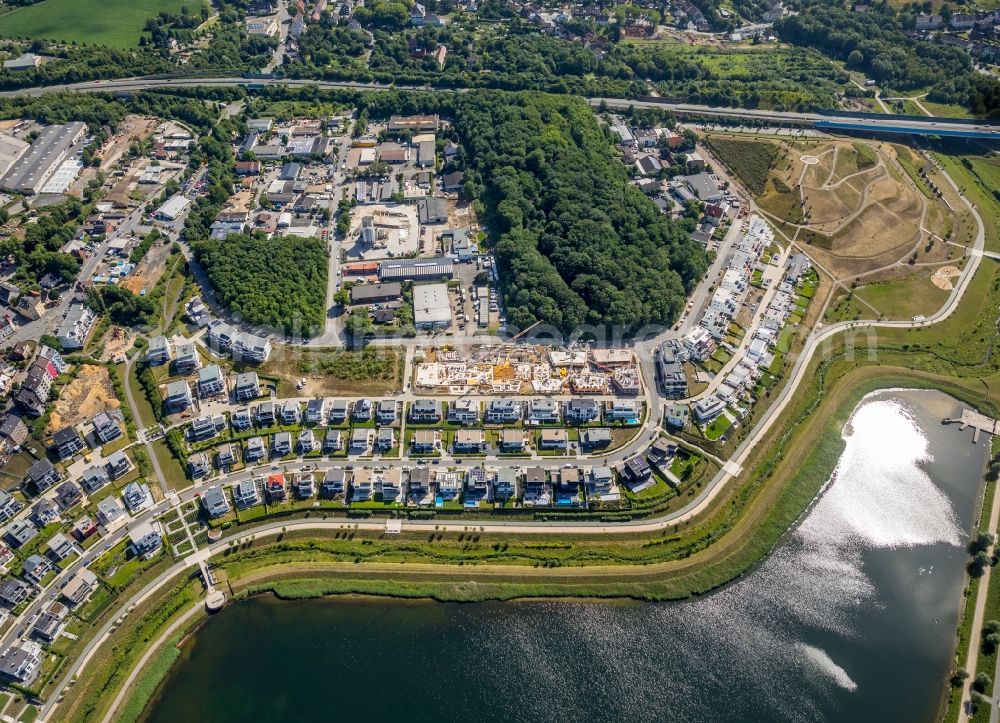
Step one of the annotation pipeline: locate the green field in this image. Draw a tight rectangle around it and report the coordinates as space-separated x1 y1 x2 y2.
0 0 187 48
853 275 949 321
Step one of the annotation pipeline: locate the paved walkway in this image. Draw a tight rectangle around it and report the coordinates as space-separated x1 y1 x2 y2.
98 601 204 723
959 483 1000 723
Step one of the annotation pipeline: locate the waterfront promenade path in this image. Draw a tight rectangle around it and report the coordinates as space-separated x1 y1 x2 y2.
99 601 204 723
961 481 1000 723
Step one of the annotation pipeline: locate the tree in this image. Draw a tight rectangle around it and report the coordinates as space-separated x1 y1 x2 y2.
950 669 970 688
847 49 864 67
973 672 992 693
39 334 62 352
970 532 995 555
345 312 375 341
982 620 1000 654
970 550 993 577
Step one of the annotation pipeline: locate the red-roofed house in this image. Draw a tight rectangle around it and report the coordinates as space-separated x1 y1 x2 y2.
704 203 726 226
265 473 286 501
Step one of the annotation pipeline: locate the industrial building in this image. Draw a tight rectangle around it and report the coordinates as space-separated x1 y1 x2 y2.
155 194 191 221
379 257 454 282
0 134 28 178
387 115 439 133
0 122 86 195
412 283 451 328
350 282 402 304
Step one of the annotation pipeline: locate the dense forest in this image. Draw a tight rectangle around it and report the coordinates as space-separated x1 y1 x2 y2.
285 23 845 110
454 91 706 333
181 113 331 335
191 232 328 335
774 3 1000 115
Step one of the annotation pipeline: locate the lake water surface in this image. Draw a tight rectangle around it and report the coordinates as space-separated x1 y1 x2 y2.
142 390 988 723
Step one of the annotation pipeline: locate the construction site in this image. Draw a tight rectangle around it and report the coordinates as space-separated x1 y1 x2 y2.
344 204 422 260
46 364 120 433
412 345 642 396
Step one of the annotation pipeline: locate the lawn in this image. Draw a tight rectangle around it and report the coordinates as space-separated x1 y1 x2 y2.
932 148 1000 254
704 414 733 441
776 327 795 354
126 363 158 430
0 0 189 48
150 440 190 491
853 276 948 321
824 290 872 323
921 99 975 119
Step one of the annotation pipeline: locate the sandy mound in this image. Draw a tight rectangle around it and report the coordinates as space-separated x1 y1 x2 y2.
931 266 961 291
47 365 120 433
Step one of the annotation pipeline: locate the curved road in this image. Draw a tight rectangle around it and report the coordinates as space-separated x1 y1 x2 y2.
0 77 982 719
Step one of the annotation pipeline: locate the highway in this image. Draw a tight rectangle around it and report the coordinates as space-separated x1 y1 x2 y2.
1 75 999 140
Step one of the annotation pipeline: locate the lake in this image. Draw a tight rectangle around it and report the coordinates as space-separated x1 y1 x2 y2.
141 389 988 723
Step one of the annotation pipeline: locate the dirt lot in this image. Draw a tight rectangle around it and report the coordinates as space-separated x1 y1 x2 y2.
99 116 158 171
47 365 120 433
120 239 172 295
258 347 403 397
446 199 477 229
97 326 134 362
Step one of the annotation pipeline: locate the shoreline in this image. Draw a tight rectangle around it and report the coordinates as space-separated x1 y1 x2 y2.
73 363 998 722
127 384 987 723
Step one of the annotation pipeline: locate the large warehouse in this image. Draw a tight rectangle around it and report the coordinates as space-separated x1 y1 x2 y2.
378 257 454 282
0 134 28 178
0 122 86 195
156 194 192 222
412 283 451 329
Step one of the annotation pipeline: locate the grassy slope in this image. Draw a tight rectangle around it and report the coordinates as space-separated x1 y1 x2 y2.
0 0 187 48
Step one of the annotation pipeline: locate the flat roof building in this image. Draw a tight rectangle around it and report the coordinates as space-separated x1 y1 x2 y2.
417 197 447 224
379 257 453 282
350 282 402 304
0 122 86 195
0 134 28 178
156 194 191 221
412 283 451 328
387 115 439 133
